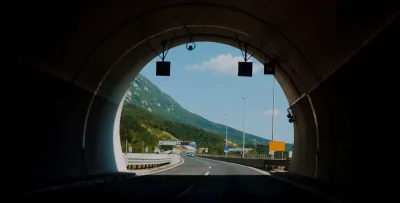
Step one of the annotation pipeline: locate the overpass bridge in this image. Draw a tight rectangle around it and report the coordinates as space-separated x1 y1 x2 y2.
3 0 399 201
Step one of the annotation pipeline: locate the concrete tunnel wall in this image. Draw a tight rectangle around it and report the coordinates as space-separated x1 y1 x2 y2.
289 16 399 185
4 0 399 194
113 92 129 172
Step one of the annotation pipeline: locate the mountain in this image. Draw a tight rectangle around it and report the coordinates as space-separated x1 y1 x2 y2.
125 74 293 151
120 104 226 154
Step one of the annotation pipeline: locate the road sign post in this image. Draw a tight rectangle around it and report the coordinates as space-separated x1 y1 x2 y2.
224 145 229 153
125 138 128 154
145 146 148 153
269 150 275 159
123 135 128 154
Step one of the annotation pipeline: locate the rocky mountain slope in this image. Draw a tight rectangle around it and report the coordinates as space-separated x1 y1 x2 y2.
124 74 293 151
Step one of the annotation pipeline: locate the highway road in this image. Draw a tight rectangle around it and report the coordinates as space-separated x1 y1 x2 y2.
20 154 332 202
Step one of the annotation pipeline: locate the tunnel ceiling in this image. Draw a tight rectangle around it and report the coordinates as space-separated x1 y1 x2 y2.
12 0 399 104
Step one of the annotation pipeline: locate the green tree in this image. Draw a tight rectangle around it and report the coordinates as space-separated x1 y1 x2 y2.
120 104 225 154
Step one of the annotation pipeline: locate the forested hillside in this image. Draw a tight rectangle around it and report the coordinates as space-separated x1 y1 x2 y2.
120 104 226 154
124 74 293 151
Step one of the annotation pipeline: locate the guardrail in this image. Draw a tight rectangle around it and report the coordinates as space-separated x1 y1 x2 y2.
197 154 290 171
124 153 173 170
199 153 287 159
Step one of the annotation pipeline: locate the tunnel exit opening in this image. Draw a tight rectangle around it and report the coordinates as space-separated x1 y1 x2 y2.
116 42 295 174
79 21 325 186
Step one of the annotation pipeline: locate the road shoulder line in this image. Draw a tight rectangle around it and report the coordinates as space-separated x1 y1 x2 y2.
197 157 270 175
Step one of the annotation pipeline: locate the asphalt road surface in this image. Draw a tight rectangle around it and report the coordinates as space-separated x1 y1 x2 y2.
19 154 332 202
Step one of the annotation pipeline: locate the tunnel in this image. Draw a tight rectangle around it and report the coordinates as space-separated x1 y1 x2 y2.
4 0 400 199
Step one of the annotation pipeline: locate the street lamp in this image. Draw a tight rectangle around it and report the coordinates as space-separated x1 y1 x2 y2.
270 78 276 159
123 135 128 154
241 97 246 158
224 113 228 158
272 78 275 142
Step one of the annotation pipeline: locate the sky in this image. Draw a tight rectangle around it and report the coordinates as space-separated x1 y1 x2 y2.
139 42 294 143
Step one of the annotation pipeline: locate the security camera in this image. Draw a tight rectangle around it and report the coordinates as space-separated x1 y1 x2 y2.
287 108 295 123
186 42 196 51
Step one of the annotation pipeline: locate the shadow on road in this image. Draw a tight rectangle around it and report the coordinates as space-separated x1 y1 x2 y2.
17 175 343 203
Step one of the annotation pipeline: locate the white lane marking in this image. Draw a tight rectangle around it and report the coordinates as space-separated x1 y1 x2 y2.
204 172 210 176
209 166 211 169
197 157 270 175
176 185 195 198
140 155 185 176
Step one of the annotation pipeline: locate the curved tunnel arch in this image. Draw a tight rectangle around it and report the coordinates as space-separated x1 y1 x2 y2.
80 36 316 183
74 16 320 175
5 0 400 196
70 4 319 102
68 4 340 181
83 34 308 173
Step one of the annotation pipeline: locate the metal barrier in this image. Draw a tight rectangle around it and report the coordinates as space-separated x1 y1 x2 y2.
197 155 290 171
199 153 287 160
124 153 173 170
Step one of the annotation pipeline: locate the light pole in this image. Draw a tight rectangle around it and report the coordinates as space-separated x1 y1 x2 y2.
224 113 228 158
124 135 128 154
241 97 246 158
271 78 276 159
272 78 275 142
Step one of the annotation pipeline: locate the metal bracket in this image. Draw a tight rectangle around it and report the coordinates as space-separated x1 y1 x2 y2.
184 26 196 51
236 35 248 62
184 26 193 42
146 37 174 61
236 34 265 62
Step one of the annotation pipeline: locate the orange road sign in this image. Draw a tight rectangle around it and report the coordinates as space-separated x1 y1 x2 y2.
269 141 286 151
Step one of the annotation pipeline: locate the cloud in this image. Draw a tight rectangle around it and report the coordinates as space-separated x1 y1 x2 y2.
185 54 263 76
263 109 282 117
